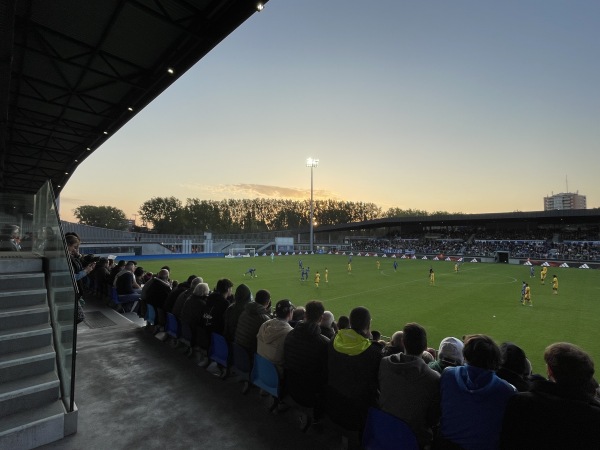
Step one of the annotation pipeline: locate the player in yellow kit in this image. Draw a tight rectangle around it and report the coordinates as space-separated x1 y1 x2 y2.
429 267 435 285
376 260 380 270
314 271 320 288
324 267 328 283
523 283 532 306
540 266 548 285
552 275 558 295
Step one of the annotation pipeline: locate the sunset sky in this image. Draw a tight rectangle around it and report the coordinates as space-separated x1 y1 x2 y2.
59 1 600 224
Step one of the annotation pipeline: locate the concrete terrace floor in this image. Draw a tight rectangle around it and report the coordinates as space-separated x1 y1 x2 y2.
38 299 345 450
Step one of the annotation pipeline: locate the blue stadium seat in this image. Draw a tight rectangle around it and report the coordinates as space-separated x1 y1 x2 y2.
250 353 281 411
208 333 229 368
165 312 180 339
362 407 419 450
145 304 156 326
232 342 253 394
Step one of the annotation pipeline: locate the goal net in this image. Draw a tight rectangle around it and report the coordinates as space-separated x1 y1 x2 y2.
226 247 256 258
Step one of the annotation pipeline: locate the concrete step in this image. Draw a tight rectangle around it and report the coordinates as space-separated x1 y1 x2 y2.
0 304 49 331
0 324 53 355
48 286 77 306
0 289 47 309
0 257 42 274
0 346 56 384
47 271 73 290
0 371 60 418
0 399 65 450
0 273 45 292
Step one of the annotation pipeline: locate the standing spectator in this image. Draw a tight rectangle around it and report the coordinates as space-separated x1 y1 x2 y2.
378 322 440 449
438 334 516 450
501 342 600 449
257 299 295 375
326 306 383 433
65 234 93 323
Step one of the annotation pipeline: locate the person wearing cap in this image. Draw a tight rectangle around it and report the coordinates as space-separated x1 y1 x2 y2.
284 300 329 422
257 299 295 375
325 306 382 433
235 289 272 354
429 337 465 374
500 342 600 449
378 322 440 449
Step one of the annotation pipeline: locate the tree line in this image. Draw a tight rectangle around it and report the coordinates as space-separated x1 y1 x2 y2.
73 197 458 234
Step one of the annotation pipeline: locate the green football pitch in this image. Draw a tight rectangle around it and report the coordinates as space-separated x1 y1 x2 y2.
140 254 600 374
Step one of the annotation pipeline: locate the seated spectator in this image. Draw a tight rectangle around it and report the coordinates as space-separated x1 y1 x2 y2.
326 306 382 432
108 260 126 286
0 224 21 251
223 284 252 343
234 289 272 354
164 275 197 314
371 330 382 342
383 331 404 357
134 266 146 286
337 315 350 331
379 322 440 449
201 279 234 374
439 334 516 450
284 300 329 420
114 261 142 295
496 342 531 392
89 257 110 300
179 282 210 347
501 342 600 449
421 350 435 364
320 311 335 339
144 269 171 326
289 306 306 328
429 336 464 374
257 299 295 375
172 277 202 319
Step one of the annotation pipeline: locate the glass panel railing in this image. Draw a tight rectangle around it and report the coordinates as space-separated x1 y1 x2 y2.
33 181 78 412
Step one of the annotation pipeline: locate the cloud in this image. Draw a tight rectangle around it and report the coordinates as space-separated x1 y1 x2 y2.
180 183 338 201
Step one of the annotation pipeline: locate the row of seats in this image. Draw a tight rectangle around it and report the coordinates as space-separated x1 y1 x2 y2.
142 304 418 450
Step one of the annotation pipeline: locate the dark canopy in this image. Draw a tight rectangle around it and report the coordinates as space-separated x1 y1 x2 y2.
0 0 267 194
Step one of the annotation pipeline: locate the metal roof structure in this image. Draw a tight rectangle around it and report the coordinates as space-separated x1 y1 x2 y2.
0 0 267 195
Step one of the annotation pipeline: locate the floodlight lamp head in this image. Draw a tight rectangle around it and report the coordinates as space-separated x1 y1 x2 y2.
306 158 319 168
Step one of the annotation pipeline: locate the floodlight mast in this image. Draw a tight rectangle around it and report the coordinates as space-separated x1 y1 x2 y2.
306 158 319 253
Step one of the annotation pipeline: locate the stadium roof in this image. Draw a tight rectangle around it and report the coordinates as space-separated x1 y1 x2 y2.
314 209 600 235
0 0 267 195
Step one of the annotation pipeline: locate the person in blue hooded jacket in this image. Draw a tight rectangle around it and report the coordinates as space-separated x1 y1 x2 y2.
438 334 516 450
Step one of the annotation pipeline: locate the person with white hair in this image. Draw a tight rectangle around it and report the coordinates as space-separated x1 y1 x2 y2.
320 310 335 339
429 336 464 374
